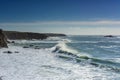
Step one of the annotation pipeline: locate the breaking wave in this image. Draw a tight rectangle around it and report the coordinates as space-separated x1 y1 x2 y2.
50 41 120 73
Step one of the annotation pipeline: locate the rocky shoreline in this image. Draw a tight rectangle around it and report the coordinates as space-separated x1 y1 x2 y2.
0 29 8 48
0 29 66 48
4 31 66 40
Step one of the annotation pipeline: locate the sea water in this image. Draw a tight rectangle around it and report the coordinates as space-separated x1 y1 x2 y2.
0 35 120 80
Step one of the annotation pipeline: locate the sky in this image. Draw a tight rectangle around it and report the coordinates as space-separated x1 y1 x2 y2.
0 0 120 35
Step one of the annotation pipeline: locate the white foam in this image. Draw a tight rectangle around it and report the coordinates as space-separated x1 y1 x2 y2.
46 37 62 41
109 58 120 63
9 40 58 44
46 37 71 43
99 45 119 48
51 41 92 57
0 45 120 80
55 41 78 54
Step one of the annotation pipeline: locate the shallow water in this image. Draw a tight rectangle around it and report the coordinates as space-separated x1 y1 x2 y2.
0 35 120 80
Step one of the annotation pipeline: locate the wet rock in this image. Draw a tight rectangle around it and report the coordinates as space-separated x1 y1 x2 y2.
0 29 8 48
34 46 40 49
3 51 12 54
3 51 19 54
23 46 29 48
4 31 48 40
7 40 15 43
104 35 115 37
3 30 66 40
29 44 34 47
11 41 15 43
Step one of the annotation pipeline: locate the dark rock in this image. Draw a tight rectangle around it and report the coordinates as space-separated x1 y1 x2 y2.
7 40 15 44
3 51 12 54
104 35 115 37
0 29 8 48
7 40 15 43
23 46 29 48
11 41 15 43
7 40 10 43
4 31 48 40
3 51 19 54
3 30 66 40
34 46 40 49
29 44 34 47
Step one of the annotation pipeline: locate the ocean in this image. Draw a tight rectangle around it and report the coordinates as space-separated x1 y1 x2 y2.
0 35 120 80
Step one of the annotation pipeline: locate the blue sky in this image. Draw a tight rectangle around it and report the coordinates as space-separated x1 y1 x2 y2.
0 0 120 35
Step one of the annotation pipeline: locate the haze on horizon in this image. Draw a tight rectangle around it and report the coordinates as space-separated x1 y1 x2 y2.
0 0 120 35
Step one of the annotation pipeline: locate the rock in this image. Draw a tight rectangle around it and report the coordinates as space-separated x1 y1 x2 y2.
34 46 40 49
23 46 29 48
0 29 8 48
7 40 15 43
3 30 66 40
29 44 34 47
4 31 48 40
104 35 115 37
3 51 12 54
11 41 15 43
3 51 19 54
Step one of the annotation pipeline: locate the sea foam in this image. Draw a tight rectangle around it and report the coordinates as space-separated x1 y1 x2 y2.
0 42 120 80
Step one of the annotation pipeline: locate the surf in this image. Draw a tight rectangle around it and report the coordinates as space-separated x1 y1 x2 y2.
51 40 120 73
1 35 120 80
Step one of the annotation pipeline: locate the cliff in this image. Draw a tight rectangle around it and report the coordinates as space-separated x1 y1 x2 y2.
4 31 66 40
0 29 8 48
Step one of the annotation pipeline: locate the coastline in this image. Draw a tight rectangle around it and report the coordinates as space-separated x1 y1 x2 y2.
4 30 66 40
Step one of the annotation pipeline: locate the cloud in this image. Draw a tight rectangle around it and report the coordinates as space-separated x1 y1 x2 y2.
1 20 120 27
1 20 120 35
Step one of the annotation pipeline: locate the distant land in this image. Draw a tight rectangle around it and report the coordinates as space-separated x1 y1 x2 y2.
3 30 66 40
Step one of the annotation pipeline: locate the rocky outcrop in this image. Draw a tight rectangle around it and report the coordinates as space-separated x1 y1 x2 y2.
4 31 66 40
104 35 115 37
0 29 8 48
4 31 48 40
